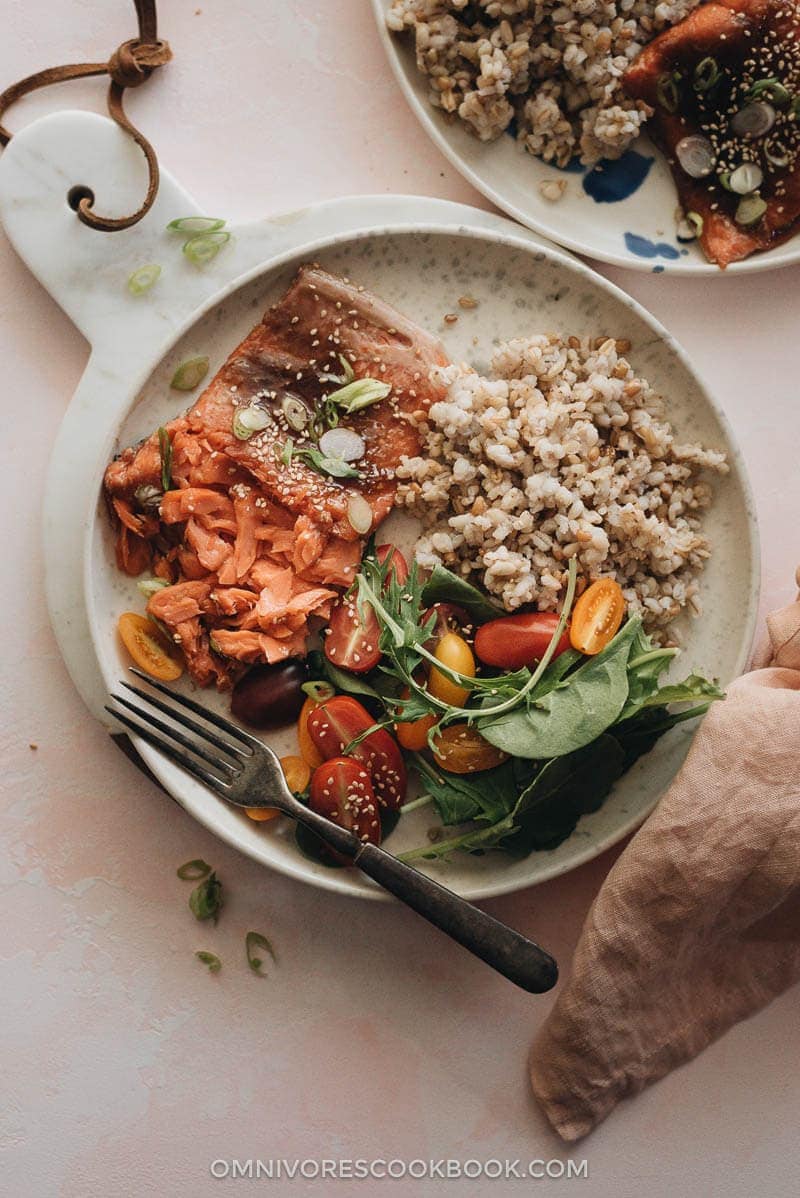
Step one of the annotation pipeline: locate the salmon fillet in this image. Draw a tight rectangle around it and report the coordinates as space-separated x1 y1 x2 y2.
624 0 800 267
104 267 448 687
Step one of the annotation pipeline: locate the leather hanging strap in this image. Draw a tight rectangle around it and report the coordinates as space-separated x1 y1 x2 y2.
0 0 171 232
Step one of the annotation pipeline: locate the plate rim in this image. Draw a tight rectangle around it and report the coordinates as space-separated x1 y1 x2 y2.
86 217 761 902
369 0 800 277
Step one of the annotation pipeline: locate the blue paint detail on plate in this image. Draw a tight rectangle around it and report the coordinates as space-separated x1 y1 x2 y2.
652 265 665 273
624 232 681 261
583 150 654 203
554 157 586 175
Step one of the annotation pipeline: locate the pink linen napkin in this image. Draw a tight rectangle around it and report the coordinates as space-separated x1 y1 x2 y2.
530 570 800 1141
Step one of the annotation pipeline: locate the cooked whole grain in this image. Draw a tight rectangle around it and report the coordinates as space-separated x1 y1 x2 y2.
387 0 700 167
396 334 727 635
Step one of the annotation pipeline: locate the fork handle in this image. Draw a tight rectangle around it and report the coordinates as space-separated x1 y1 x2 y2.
354 843 558 994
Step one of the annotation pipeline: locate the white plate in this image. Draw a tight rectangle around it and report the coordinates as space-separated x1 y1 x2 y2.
91 225 758 901
0 113 758 902
371 0 800 276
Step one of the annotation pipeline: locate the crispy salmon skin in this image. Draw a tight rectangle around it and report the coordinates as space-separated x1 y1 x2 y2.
104 267 447 686
624 0 800 267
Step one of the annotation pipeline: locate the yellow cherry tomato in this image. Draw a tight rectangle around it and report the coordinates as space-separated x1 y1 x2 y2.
117 612 183 681
570 578 625 656
431 724 507 774
428 632 475 708
395 687 437 751
297 696 325 768
246 754 310 821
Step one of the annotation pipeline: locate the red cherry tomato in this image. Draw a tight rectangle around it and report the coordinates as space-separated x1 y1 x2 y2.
309 757 381 858
376 544 409 586
474 612 571 671
422 603 470 649
307 695 407 809
324 595 381 674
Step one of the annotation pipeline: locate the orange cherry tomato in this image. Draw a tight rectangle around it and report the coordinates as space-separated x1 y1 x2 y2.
428 632 475 708
297 696 325 769
246 754 310 821
117 612 183 681
395 688 437 751
431 724 508 775
569 578 625 656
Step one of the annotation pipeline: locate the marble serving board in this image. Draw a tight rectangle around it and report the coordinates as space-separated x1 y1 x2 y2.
0 111 759 902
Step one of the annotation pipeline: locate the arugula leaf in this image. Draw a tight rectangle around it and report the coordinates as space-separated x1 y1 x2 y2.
612 702 713 770
421 564 504 623
478 618 642 759
637 673 724 710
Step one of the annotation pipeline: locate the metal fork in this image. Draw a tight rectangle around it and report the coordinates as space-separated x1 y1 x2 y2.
106 669 558 994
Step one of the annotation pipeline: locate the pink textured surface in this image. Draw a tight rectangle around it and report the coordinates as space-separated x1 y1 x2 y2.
2 2 800 1195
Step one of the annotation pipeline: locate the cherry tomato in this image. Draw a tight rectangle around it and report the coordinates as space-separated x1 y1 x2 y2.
324 595 381 674
569 578 625 656
474 612 571 671
431 724 508 775
395 687 437 751
376 544 409 586
309 757 382 858
231 661 307 729
117 612 183 681
246 754 311 822
429 632 475 708
308 695 407 809
297 696 325 769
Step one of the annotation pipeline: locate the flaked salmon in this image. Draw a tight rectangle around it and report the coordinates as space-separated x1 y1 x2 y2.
104 267 448 687
624 0 800 267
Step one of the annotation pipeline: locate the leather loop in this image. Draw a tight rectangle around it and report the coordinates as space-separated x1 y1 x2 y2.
0 1 171 232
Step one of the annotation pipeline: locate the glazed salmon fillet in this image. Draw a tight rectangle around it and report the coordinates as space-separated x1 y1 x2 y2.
104 267 448 686
624 0 800 267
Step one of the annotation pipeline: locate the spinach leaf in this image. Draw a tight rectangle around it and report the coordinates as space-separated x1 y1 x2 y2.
504 734 626 854
420 564 504 623
412 755 518 826
612 702 712 770
478 618 641 759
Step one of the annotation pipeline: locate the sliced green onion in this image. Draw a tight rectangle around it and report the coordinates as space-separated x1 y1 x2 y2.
282 394 309 431
301 680 335 702
245 930 276 976
134 483 162 511
792 96 800 118
718 170 734 192
167 216 225 234
729 161 763 194
158 426 172 492
189 871 223 922
232 405 271 440
295 445 360 479
183 230 231 266
137 577 170 599
280 438 295 466
170 356 209 391
676 211 704 241
693 57 720 92
347 492 373 535
748 78 790 107
765 136 790 166
177 859 212 880
735 194 767 226
195 950 221 973
326 377 392 414
656 73 679 113
127 263 161 295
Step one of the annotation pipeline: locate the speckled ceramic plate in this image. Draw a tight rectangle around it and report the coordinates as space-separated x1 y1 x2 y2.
372 0 800 275
91 225 757 901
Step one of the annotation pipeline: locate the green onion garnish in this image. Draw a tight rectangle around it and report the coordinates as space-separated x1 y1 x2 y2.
170 356 210 391
748 78 790 107
183 230 231 266
325 377 392 414
195 950 221 973
245 931 276 976
189 871 223 922
127 263 161 296
735 194 767 226
693 57 720 92
177 859 212 880
157 427 173 492
167 216 225 234
656 73 679 113
137 577 170 599
301 680 335 702
232 405 271 440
